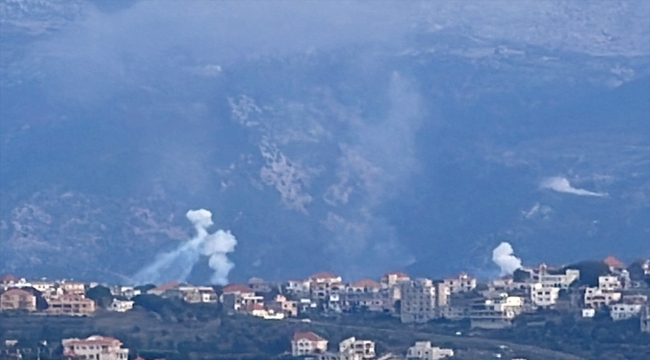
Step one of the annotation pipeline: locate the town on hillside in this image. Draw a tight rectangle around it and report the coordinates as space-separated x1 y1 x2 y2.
1 256 650 360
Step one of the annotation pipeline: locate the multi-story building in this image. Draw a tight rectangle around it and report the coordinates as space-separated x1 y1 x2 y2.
469 295 524 329
443 273 477 294
598 275 622 292
46 295 96 316
266 294 298 317
59 281 86 295
309 272 344 301
339 337 375 360
530 283 560 308
400 278 438 323
286 279 311 297
405 341 454 360
0 289 37 312
584 287 621 309
291 331 328 356
177 286 217 303
610 302 644 321
380 271 409 313
62 335 129 360
526 264 580 289
343 279 385 312
380 271 410 288
221 284 262 312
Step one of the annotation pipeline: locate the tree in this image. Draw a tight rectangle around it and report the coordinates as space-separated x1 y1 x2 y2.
564 261 610 287
85 285 114 308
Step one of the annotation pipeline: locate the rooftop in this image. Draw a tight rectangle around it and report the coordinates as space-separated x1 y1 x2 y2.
222 283 253 294
604 256 625 268
293 331 326 342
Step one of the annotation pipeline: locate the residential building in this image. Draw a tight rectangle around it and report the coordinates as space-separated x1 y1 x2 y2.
221 283 262 312
109 298 134 312
406 341 454 360
530 283 560 308
400 278 437 323
380 271 409 288
59 281 86 295
286 279 311 297
46 295 96 316
443 273 477 294
0 289 37 312
31 280 57 295
291 331 328 356
584 287 621 309
178 286 217 303
339 337 375 360
598 275 622 292
248 277 275 293
344 279 385 312
110 286 140 300
530 264 580 289
266 294 298 317
610 302 644 321
309 272 343 301
62 335 128 360
469 294 524 329
603 256 625 273
380 271 409 313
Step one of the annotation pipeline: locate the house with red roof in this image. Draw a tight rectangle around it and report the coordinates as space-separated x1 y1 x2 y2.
0 288 37 312
62 335 128 360
291 331 328 356
604 256 625 272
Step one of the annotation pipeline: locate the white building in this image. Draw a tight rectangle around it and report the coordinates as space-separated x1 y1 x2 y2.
62 335 129 360
339 337 375 360
109 299 134 312
584 287 621 309
598 275 622 292
309 272 344 302
406 341 454 360
443 273 477 294
469 294 524 329
610 303 644 321
530 283 560 308
531 265 580 289
291 331 328 356
582 308 596 318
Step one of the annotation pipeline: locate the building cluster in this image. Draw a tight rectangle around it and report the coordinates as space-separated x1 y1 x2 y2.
290 331 453 360
0 276 96 316
1 256 649 338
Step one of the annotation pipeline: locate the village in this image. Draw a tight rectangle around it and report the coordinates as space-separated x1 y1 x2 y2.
1 256 650 360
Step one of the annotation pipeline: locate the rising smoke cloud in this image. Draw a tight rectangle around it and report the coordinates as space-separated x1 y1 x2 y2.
132 209 237 285
540 176 607 197
492 242 522 275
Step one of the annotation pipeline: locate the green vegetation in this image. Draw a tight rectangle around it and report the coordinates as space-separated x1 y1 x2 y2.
1 295 648 359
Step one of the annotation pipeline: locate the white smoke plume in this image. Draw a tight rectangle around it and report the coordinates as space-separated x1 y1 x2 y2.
540 176 607 197
132 209 237 285
492 242 522 276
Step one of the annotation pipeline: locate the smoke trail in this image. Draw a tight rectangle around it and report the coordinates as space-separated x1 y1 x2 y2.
492 242 522 275
132 209 237 285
